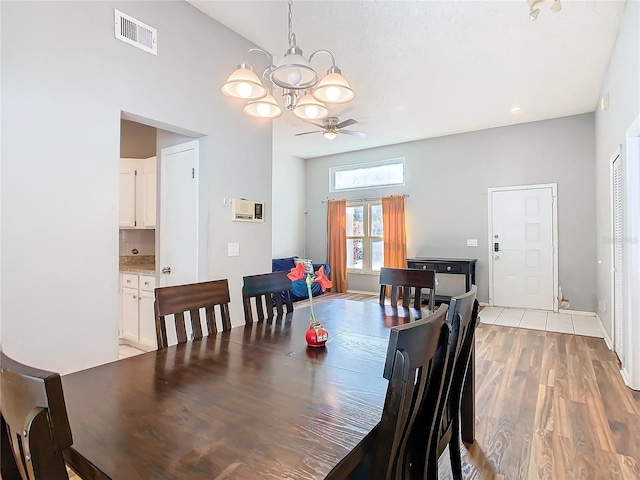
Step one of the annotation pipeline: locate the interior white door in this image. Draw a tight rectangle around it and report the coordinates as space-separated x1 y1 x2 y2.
490 186 555 310
611 154 625 364
159 141 199 287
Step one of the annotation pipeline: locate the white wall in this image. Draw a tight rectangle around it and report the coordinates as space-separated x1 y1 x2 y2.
0 1 272 374
272 151 306 258
594 0 640 339
305 114 597 311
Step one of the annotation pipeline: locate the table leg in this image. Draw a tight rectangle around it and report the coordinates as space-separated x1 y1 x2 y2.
460 340 475 444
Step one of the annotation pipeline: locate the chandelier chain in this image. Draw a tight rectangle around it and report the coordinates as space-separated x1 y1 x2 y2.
288 0 293 41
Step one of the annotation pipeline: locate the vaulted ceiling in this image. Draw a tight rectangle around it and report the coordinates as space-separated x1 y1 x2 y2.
189 0 626 158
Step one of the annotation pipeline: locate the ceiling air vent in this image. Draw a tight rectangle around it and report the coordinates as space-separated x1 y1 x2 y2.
114 9 157 55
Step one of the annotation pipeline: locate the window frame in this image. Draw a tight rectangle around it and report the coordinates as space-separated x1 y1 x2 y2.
346 201 384 274
329 158 405 193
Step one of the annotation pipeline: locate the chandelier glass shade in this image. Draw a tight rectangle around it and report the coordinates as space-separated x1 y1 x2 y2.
312 70 355 104
292 91 329 121
220 65 267 100
221 0 355 122
243 92 283 119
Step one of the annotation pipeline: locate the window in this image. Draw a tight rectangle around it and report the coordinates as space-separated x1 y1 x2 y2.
330 158 405 192
346 202 383 272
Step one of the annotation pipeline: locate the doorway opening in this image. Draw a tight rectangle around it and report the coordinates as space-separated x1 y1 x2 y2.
117 112 203 351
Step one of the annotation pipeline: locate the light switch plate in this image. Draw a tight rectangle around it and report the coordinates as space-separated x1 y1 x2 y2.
228 242 240 256
467 239 478 247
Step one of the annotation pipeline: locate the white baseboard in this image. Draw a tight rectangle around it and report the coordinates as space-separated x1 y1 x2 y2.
596 313 613 350
566 309 596 316
346 289 378 295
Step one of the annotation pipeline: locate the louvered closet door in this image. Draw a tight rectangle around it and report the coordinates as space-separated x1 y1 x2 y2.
612 155 625 365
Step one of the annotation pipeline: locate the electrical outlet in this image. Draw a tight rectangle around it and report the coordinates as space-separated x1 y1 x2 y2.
466 239 478 247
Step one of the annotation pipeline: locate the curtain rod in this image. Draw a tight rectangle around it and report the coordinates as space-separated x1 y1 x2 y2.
321 194 409 204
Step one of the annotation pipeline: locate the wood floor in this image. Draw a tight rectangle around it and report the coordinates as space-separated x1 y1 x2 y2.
302 293 640 479
66 293 639 479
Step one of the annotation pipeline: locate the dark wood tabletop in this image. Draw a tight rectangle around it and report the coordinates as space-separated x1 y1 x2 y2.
62 299 474 480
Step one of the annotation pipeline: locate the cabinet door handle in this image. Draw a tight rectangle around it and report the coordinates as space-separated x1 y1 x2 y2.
133 295 137 299
144 281 149 286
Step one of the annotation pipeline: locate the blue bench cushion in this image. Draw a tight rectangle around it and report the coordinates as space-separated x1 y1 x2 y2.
272 257 331 301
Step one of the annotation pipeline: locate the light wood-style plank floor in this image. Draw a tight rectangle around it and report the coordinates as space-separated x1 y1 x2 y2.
67 293 639 479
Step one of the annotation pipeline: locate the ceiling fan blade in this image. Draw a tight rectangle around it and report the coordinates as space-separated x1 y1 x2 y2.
294 131 323 136
339 129 368 137
302 121 326 128
335 118 357 129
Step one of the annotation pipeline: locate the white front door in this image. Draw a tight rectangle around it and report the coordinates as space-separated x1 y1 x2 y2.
158 141 199 287
489 185 556 310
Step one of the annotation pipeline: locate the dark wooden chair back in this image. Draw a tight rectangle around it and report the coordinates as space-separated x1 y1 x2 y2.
154 279 232 349
435 285 479 480
0 352 72 480
379 267 436 310
328 305 451 480
242 271 293 324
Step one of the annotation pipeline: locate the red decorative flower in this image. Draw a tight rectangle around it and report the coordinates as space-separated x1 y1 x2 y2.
287 262 306 282
314 266 332 292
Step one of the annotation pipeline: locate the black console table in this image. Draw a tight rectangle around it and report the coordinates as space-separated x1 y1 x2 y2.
406 257 477 304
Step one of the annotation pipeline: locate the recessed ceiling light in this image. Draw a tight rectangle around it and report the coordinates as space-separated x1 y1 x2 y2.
510 106 521 113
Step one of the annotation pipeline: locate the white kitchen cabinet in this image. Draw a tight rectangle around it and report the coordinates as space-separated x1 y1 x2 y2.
142 157 157 228
119 156 157 229
120 273 157 349
119 160 137 228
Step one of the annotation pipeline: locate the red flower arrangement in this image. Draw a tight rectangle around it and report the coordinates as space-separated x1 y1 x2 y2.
287 263 332 346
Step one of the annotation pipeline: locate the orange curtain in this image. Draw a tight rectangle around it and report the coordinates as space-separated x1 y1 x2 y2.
382 195 407 268
327 200 347 293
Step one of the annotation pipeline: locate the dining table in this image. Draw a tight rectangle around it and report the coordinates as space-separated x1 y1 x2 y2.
62 298 475 480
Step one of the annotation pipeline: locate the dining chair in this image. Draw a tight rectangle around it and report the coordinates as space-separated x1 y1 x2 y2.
379 267 436 311
1 351 73 480
326 304 452 480
154 279 232 349
242 271 293 324
388 284 479 480
432 286 479 480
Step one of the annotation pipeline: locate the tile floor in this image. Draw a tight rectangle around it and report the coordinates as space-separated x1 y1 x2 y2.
118 344 147 359
479 306 604 338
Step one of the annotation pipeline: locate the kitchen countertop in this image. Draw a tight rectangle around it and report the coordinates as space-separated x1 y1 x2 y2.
120 264 156 276
119 255 156 276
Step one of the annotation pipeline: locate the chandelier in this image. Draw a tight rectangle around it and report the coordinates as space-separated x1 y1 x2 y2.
221 0 355 120
528 0 562 20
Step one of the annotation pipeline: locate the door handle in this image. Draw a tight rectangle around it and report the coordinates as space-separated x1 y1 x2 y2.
161 267 172 274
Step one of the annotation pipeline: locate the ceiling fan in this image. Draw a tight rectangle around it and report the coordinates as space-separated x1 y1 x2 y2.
294 117 368 140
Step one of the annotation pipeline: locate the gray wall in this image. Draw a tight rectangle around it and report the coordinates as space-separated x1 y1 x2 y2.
120 120 157 158
272 151 306 258
305 114 597 311
1 1 272 374
594 0 640 338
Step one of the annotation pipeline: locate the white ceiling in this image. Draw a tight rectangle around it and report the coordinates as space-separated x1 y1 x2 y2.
189 0 626 159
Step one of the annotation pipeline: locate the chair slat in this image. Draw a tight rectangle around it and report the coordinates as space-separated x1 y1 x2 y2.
154 279 232 349
190 309 203 340
242 272 294 325
379 267 436 312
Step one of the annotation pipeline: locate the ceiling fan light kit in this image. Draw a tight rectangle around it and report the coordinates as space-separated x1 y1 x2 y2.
295 116 367 140
221 0 356 124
